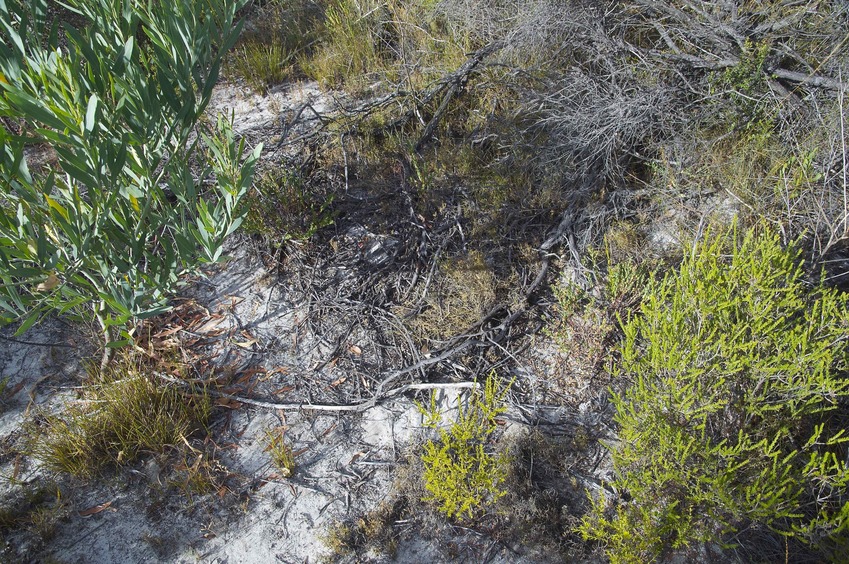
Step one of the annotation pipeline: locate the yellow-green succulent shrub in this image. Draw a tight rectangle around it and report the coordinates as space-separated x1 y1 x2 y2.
420 374 511 520
580 225 849 562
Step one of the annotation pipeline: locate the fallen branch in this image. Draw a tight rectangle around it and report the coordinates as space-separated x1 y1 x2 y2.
770 68 847 91
663 54 847 91
156 370 478 412
389 40 505 133
0 333 75 348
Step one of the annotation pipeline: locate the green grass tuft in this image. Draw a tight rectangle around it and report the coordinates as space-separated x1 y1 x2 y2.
264 428 296 478
28 360 210 478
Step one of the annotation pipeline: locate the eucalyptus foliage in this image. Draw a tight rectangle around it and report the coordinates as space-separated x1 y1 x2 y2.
0 0 260 344
580 226 849 562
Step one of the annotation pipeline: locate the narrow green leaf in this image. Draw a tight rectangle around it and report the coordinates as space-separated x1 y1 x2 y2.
14 310 40 336
84 93 98 132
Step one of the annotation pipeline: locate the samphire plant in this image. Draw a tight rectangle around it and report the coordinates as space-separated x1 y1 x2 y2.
579 224 849 562
0 0 261 357
419 373 511 520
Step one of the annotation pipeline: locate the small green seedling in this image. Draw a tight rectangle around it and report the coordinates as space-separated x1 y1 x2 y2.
264 428 296 478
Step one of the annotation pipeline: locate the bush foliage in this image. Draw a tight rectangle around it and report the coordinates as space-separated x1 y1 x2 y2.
0 0 260 344
580 225 849 561
419 374 510 520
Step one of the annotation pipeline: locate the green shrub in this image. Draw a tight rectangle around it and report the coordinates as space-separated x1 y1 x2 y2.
0 0 260 348
419 373 511 520
579 225 849 561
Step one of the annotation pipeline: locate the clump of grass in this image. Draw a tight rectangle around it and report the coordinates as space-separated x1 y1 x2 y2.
228 41 294 94
303 0 467 94
28 360 210 478
264 428 295 477
320 500 402 561
0 482 66 544
225 0 323 93
169 448 225 503
302 0 392 91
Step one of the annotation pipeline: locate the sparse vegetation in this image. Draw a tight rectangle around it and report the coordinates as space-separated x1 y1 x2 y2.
409 251 497 343
551 252 648 377
169 447 225 503
242 168 335 242
320 500 402 561
0 482 66 547
1 0 848 561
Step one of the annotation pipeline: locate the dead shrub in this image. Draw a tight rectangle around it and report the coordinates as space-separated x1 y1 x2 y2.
409 251 497 342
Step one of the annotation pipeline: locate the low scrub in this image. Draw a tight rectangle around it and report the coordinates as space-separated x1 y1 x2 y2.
409 251 497 343
580 225 849 562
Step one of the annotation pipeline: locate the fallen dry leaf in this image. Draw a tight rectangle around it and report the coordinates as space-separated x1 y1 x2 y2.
152 325 182 338
348 344 362 355
215 398 243 409
191 314 225 333
79 500 113 517
236 368 266 385
4 380 25 398
35 274 60 292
